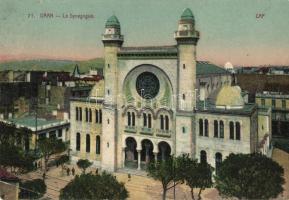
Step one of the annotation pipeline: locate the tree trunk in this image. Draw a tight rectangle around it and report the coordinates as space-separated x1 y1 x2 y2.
191 188 195 200
197 188 203 200
162 188 167 200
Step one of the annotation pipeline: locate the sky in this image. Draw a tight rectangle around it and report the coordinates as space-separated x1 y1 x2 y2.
0 0 288 66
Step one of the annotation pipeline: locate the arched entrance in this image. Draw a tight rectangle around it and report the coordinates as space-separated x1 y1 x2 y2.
125 137 138 169
141 139 154 169
158 141 171 161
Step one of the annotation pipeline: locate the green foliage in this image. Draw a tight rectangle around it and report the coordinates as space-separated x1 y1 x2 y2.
0 144 35 173
0 122 32 148
59 172 128 200
147 156 186 200
56 155 69 167
186 162 213 200
273 138 289 153
215 153 285 200
38 137 67 171
77 159 93 174
19 179 46 199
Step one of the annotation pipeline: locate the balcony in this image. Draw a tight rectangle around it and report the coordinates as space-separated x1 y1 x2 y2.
140 127 153 135
124 126 137 133
156 129 172 138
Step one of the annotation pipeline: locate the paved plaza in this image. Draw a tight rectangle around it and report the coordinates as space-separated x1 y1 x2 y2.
19 148 289 200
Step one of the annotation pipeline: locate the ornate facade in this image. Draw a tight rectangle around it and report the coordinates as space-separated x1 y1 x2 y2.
70 8 272 172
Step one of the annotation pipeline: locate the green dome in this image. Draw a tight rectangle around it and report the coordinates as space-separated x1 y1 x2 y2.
181 8 194 21
105 15 120 28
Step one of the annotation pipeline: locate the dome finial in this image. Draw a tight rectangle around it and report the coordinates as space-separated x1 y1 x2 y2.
181 8 194 22
105 15 120 28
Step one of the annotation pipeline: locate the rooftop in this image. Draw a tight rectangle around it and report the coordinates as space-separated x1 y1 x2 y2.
197 61 229 76
119 46 178 54
196 100 256 116
3 116 69 132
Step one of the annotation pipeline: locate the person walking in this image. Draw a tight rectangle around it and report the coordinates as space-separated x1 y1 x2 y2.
71 167 75 176
66 167 70 176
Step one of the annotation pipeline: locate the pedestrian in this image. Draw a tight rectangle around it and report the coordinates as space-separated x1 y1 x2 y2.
95 168 98 175
128 173 131 182
38 161 41 169
42 172 46 180
71 167 75 176
66 167 70 176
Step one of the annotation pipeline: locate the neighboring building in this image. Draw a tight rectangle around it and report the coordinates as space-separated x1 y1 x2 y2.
0 115 70 151
256 92 289 137
70 8 271 172
70 80 104 164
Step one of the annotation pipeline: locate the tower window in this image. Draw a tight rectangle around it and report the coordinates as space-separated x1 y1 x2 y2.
182 127 186 133
107 119 110 124
229 121 234 139
160 115 164 130
236 122 241 140
183 64 186 69
165 115 169 130
108 64 110 68
199 119 203 136
76 132 80 151
107 89 110 95
86 134 90 153
183 94 186 100
214 120 218 138
204 119 209 137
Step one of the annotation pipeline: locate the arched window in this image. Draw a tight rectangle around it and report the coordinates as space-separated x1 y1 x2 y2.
182 127 186 133
200 150 207 164
165 115 169 130
204 119 209 137
96 136 100 154
148 114 152 128
236 122 241 140
215 152 222 174
229 121 234 139
89 108 92 122
143 113 147 127
199 119 203 136
76 107 79 120
76 132 80 151
127 112 131 126
99 109 102 123
214 120 218 138
95 109 99 123
85 108 88 122
86 134 90 153
220 121 224 138
132 112 135 126
160 115 164 130
79 107 82 121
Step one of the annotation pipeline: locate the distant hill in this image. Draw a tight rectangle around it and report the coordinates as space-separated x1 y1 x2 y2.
0 58 104 73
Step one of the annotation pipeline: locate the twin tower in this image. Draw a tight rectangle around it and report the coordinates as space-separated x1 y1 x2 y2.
101 8 200 171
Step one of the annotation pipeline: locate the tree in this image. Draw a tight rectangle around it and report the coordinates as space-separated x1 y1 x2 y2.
0 143 35 174
38 137 67 173
19 179 46 199
185 162 213 200
77 159 92 174
215 153 285 200
56 155 69 171
59 172 128 200
147 156 184 200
